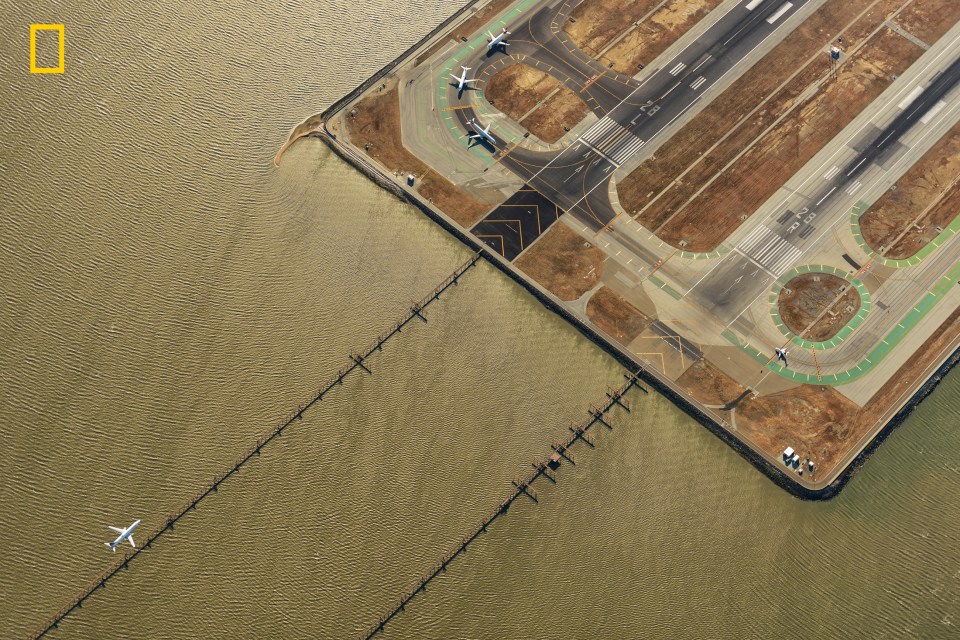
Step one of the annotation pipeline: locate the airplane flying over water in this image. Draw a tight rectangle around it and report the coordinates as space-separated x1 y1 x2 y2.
467 117 497 145
449 66 478 92
775 348 789 367
105 519 140 552
487 27 510 50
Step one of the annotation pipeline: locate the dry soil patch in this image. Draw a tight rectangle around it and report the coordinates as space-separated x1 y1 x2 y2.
515 223 605 300
778 273 861 342
656 27 923 251
586 286 650 342
616 0 910 240
736 385 861 479
675 358 746 406
892 0 960 46
860 119 960 259
599 0 722 74
565 0 663 55
346 87 491 227
484 62 590 142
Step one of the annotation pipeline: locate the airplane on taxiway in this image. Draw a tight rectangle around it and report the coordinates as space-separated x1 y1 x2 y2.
105 519 141 552
775 348 789 367
487 27 510 50
467 117 497 145
449 66 478 92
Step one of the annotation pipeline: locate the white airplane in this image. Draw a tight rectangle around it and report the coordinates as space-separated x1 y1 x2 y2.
468 117 497 145
450 66 478 92
775 348 789 367
487 27 510 50
105 519 140 552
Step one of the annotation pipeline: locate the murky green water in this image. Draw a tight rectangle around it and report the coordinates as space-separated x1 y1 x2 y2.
1 0 958 638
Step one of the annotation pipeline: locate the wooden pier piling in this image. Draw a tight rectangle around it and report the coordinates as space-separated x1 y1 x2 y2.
28 253 482 640
358 371 645 640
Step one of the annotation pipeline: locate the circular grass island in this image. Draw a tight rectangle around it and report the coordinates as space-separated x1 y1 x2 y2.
777 272 862 342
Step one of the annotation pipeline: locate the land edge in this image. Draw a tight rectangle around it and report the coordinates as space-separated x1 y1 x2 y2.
286 0 960 499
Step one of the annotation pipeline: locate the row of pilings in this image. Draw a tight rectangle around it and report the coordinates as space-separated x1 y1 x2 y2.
30 251 482 640
359 371 648 639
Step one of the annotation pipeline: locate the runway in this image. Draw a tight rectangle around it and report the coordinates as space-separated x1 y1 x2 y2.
456 0 809 248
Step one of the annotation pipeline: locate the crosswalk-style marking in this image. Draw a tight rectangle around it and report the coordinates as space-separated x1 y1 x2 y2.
690 76 707 90
669 62 686 76
846 181 862 195
823 165 840 180
738 225 803 275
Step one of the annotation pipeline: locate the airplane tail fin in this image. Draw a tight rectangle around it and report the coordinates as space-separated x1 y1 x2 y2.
105 542 115 552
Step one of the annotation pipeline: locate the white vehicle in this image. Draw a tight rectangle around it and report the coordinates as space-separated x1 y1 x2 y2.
487 27 510 50
467 117 497 145
775 347 789 367
449 66 478 92
105 519 140 552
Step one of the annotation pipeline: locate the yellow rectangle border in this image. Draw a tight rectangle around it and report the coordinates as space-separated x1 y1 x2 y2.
30 24 65 74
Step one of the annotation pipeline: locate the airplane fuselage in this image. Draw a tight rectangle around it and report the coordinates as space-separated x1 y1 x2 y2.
106 519 141 551
487 28 509 50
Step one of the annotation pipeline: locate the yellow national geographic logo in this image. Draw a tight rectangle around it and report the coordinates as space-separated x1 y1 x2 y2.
30 24 65 74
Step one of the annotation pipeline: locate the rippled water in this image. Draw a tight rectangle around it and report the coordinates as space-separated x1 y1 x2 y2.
1 0 958 638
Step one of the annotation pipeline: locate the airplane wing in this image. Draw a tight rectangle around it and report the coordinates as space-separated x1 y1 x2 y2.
128 535 136 548
468 133 480 139
108 526 123 533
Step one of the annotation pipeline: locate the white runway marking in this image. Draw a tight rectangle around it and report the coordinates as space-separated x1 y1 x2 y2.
690 76 707 90
815 186 837 206
921 100 947 124
845 180 862 195
737 225 802 275
745 0 763 10
605 133 646 164
669 62 686 76
823 165 840 180
897 85 924 110
766 1 793 23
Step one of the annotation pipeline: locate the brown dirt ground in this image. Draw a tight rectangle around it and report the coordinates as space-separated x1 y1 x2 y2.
484 62 590 142
656 27 923 251
892 0 960 46
736 385 861 477
737 304 960 479
415 0 516 66
564 0 662 55
346 86 491 227
854 306 960 439
615 0 909 238
598 0 723 74
523 87 591 143
860 119 960 259
514 223 605 300
585 286 651 342
675 359 746 406
778 273 861 342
